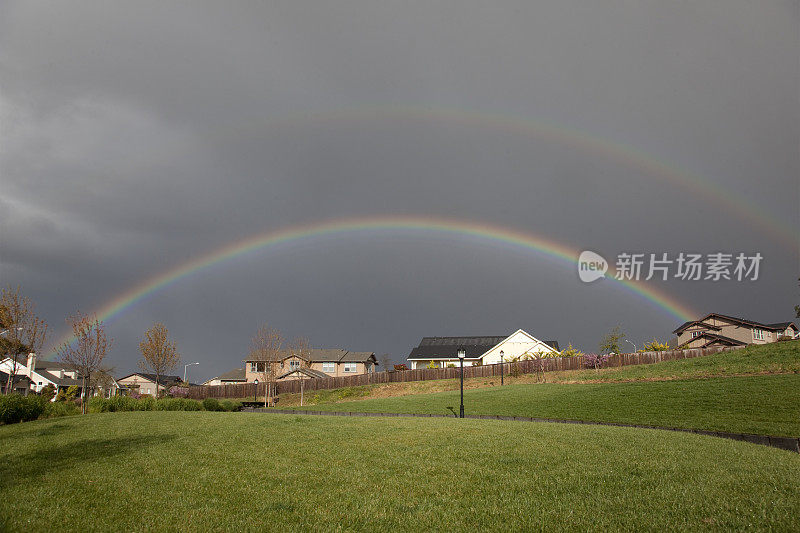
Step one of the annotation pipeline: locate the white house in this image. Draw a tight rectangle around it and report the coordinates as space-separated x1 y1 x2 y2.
406 329 560 369
0 353 83 395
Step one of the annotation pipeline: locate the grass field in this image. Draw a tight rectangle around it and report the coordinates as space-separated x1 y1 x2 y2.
2 412 800 531
288 375 800 437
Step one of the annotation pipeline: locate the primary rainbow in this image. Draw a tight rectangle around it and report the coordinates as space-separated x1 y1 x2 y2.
50 215 698 354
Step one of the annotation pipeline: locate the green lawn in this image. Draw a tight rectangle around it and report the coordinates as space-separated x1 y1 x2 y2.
546 340 800 383
290 374 800 436
2 412 800 531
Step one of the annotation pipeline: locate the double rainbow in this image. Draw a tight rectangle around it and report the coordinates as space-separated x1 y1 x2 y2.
50 215 698 355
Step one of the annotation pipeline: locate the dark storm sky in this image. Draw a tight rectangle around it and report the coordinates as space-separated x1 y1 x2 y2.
1 1 798 380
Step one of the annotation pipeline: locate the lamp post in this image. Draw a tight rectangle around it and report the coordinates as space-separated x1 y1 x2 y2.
457 348 465 418
183 362 199 383
625 339 637 353
253 378 259 402
499 350 504 386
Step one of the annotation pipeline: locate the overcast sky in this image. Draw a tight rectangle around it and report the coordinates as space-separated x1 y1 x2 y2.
1 1 798 381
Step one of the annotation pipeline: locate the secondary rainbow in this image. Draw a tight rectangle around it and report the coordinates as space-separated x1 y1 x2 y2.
211 106 799 252
51 215 698 354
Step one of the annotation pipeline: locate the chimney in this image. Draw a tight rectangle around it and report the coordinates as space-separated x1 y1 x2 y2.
26 353 36 375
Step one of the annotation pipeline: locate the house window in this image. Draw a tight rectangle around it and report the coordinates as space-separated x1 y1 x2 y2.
322 362 335 373
691 331 705 338
753 329 764 340
250 363 256 372
343 363 357 373
290 360 301 369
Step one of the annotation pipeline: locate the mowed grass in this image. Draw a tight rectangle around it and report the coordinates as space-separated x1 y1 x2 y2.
2 412 800 531
290 374 800 436
546 340 800 383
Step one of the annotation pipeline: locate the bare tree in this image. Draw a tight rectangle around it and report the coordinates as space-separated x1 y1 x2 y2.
56 312 112 413
91 365 118 398
1 286 48 395
138 322 180 399
249 324 284 407
379 353 392 372
289 336 312 406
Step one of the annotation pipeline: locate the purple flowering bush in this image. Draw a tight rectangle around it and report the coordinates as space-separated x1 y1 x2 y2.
168 386 189 398
583 353 611 369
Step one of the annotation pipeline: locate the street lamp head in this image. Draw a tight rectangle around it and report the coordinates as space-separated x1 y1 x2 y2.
253 379 259 385
457 348 466 359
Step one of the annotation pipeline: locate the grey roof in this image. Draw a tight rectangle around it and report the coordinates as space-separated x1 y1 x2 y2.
674 314 794 334
338 351 377 363
408 335 559 360
766 322 796 330
218 368 246 381
36 370 81 387
0 371 32 386
117 373 183 386
681 332 747 348
245 349 376 364
276 367 331 380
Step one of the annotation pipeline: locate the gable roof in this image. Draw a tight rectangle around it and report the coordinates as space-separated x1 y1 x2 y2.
117 373 182 386
680 332 747 348
0 371 32 387
674 313 794 334
33 370 81 387
276 367 331 380
244 349 376 364
407 331 560 360
218 368 246 381
766 322 797 331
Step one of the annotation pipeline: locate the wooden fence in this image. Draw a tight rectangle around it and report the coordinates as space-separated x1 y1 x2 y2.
187 345 743 400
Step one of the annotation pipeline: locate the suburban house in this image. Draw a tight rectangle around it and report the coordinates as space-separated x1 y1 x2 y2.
202 368 247 386
244 349 378 382
406 329 560 369
0 353 83 395
0 369 32 394
117 373 183 396
673 313 799 349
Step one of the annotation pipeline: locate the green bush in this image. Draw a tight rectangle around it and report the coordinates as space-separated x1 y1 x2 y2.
42 400 80 419
0 394 47 425
40 384 56 401
55 385 78 403
88 396 139 413
157 398 202 411
88 395 203 412
218 399 242 412
202 398 222 411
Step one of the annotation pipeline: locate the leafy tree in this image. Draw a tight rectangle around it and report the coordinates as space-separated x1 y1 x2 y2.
0 286 48 394
426 360 438 369
599 326 626 354
138 323 180 399
56 312 112 413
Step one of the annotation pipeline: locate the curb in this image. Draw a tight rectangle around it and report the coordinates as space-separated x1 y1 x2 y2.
248 408 800 453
